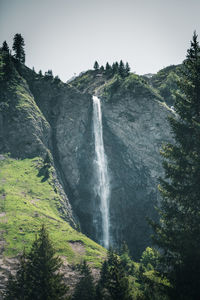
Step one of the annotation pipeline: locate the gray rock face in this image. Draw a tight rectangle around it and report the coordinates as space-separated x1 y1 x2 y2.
1 64 174 259
101 95 173 257
53 83 173 258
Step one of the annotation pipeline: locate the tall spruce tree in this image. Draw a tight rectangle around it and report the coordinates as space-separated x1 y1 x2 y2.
152 32 200 300
98 250 131 300
106 62 111 72
2 41 9 53
72 261 95 300
119 60 125 77
4 225 68 300
3 251 29 300
12 33 25 63
1 50 13 81
94 61 99 70
112 62 119 74
26 225 67 299
125 62 130 77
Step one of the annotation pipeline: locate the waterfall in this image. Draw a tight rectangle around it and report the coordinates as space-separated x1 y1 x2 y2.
92 95 110 249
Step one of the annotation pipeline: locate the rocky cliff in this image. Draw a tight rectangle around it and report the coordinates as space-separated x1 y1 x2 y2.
66 72 174 258
0 53 175 259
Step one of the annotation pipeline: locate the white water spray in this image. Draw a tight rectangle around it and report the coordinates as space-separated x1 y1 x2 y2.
92 95 110 249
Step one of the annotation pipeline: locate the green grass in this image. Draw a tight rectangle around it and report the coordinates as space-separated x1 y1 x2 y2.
69 70 95 92
0 157 106 267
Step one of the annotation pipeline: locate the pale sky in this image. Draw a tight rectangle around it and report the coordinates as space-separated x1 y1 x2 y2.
1 0 200 81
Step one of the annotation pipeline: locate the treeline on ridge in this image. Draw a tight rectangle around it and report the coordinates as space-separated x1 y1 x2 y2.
93 60 131 78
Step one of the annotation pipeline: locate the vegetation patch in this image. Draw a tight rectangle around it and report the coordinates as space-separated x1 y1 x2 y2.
0 157 106 266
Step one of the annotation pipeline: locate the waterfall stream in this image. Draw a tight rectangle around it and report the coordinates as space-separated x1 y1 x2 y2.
92 95 110 249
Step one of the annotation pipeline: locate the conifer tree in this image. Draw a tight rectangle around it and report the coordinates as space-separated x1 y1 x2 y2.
12 33 25 63
72 261 95 300
4 225 68 300
1 46 13 81
106 62 111 71
119 60 125 77
98 250 131 300
27 225 67 299
3 251 29 300
152 31 200 300
2 41 9 53
105 62 112 78
94 61 99 70
125 62 130 77
112 62 119 74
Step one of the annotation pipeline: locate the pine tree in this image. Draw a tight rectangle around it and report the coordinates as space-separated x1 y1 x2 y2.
105 62 112 78
152 32 200 300
94 61 99 70
1 41 9 53
12 33 25 63
27 225 67 299
4 251 30 300
112 62 119 74
98 250 131 300
125 62 130 77
72 261 96 300
119 60 125 78
4 225 68 300
106 62 111 72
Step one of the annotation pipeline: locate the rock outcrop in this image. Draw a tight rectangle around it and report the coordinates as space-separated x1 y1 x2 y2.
0 57 174 259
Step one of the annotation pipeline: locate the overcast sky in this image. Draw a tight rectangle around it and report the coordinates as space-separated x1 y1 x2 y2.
1 0 200 81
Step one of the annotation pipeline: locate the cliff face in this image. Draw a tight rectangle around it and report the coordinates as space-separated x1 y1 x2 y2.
0 56 174 259
51 72 173 258
101 91 172 257
0 68 50 158
58 73 173 258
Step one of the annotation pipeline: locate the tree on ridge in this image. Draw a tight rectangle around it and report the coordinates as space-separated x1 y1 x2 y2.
12 33 25 63
94 61 99 70
1 41 9 53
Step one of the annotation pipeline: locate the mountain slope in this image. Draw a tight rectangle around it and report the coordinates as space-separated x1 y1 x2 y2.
0 50 174 261
0 156 106 292
0 52 106 295
17 66 174 259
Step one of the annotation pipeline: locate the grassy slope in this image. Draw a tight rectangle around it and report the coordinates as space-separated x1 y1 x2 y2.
0 156 106 267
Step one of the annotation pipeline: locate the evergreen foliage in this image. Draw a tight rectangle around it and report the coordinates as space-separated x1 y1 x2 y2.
106 62 111 71
94 61 99 70
4 225 68 300
119 60 125 77
152 32 200 299
45 69 53 78
12 33 25 63
1 51 13 81
98 249 132 300
149 65 181 106
72 261 96 300
3 251 28 300
111 61 130 78
54 75 61 83
112 62 119 74
125 62 131 77
2 41 9 53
